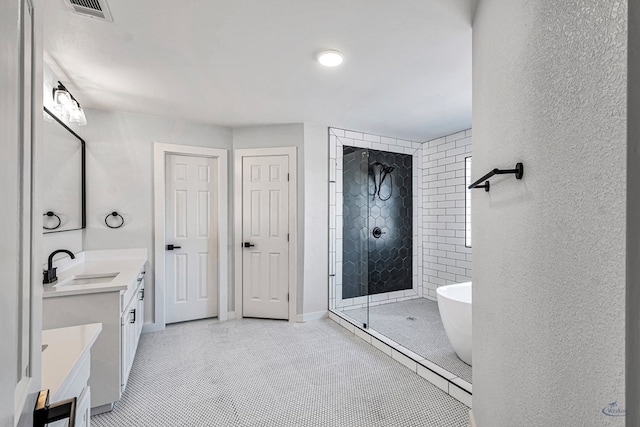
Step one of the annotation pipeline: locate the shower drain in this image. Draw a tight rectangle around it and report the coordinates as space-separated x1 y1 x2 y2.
406 316 416 321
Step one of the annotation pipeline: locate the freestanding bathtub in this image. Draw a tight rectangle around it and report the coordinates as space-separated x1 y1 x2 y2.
436 282 472 365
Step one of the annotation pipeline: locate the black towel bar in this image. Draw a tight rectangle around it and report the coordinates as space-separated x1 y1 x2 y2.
468 163 523 192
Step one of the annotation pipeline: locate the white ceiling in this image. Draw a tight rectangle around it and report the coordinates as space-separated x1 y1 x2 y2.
43 0 473 141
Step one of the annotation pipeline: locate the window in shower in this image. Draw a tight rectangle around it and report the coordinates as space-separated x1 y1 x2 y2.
465 156 472 248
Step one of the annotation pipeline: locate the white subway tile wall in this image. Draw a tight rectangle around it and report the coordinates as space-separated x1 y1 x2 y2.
420 130 472 300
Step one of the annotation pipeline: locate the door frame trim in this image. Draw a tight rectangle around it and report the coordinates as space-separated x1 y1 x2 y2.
153 143 229 330
234 147 297 322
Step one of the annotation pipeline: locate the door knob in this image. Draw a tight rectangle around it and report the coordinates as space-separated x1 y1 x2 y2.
243 242 255 248
166 244 182 250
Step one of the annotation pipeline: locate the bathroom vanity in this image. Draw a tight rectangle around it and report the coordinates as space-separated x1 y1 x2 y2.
43 249 147 414
41 323 102 427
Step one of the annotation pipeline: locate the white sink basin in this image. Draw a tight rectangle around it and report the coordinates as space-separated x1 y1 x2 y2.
55 272 119 287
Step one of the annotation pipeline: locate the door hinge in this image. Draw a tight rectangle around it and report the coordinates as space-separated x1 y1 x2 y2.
287 233 289 242
287 173 290 181
287 293 289 302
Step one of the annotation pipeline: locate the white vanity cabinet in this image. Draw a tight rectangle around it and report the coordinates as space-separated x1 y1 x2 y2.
42 324 102 427
43 254 147 414
120 271 144 392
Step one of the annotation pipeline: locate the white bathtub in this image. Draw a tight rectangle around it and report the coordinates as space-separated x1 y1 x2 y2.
436 282 472 365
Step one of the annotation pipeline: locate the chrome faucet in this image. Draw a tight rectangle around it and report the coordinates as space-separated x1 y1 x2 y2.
43 249 75 284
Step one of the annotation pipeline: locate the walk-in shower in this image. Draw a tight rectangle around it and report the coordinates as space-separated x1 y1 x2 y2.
329 127 474 395
329 132 421 328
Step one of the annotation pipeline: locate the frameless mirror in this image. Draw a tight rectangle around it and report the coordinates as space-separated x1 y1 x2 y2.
42 107 85 233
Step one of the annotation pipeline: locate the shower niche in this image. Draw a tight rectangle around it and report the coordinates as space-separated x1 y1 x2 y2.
342 147 413 299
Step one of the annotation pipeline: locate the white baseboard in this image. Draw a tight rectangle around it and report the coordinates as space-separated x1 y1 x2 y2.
144 310 235 332
295 310 329 322
469 410 476 427
142 322 165 333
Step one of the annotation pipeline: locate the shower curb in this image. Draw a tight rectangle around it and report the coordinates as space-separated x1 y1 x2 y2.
328 310 472 409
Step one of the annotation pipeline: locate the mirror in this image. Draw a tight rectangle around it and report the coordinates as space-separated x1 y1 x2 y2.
42 107 85 233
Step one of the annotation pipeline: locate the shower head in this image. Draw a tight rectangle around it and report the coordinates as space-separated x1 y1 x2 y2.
371 162 394 173
369 161 394 201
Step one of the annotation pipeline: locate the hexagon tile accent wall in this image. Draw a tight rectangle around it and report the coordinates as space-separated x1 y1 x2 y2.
342 146 413 299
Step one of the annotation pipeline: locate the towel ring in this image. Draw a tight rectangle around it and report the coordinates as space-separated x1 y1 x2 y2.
43 211 62 230
105 211 125 229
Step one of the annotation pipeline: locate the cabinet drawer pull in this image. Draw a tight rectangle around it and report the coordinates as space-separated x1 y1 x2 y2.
130 309 136 323
138 289 144 301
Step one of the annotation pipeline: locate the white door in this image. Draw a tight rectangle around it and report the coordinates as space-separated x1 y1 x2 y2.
165 154 218 323
242 155 290 319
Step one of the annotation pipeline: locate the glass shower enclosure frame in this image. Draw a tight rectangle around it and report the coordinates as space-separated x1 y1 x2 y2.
329 130 418 330
332 147 371 327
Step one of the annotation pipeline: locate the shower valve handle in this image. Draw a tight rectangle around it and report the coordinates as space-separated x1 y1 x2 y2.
372 227 386 238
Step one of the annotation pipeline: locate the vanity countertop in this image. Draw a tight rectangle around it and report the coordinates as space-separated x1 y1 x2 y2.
42 323 102 399
43 249 147 298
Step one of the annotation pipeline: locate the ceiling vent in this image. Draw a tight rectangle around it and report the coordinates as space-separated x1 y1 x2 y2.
63 0 114 22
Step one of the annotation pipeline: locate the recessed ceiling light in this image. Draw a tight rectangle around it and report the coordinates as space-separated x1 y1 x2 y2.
317 50 344 67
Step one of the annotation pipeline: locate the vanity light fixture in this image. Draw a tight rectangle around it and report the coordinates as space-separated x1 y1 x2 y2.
68 100 88 126
52 81 87 125
317 49 344 67
52 82 71 111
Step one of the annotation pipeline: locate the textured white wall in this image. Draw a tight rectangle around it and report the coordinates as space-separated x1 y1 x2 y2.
80 108 233 322
473 0 627 425
421 129 472 300
628 1 640 424
302 123 329 317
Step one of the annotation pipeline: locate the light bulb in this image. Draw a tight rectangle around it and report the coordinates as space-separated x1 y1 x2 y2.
60 108 70 122
317 50 344 67
54 88 71 106
69 104 87 126
76 108 87 126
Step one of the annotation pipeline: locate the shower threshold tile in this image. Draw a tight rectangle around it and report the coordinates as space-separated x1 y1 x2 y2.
417 364 450 394
418 358 457 381
354 327 371 343
371 336 393 356
391 344 426 363
449 383 473 408
392 349 418 372
451 377 472 394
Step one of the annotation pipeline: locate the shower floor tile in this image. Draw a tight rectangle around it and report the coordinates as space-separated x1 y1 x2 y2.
343 298 472 384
